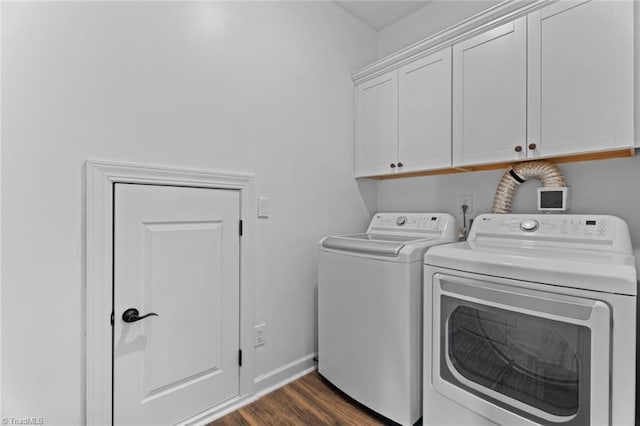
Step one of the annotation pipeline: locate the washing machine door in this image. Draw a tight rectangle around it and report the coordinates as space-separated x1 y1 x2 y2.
431 273 611 426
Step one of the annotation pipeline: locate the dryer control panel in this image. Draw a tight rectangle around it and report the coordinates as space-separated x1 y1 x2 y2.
469 214 632 254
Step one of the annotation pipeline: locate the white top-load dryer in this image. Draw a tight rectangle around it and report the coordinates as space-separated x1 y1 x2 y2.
318 213 457 425
423 214 637 426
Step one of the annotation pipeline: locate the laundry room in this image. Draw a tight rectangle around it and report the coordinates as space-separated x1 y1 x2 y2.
1 1 639 425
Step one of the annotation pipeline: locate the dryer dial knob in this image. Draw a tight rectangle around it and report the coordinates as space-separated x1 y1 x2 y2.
520 219 539 232
396 216 407 226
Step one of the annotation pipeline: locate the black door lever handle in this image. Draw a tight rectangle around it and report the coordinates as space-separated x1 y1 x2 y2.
122 308 159 323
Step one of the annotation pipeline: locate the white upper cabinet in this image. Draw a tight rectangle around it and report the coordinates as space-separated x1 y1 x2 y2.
355 1 634 176
355 71 398 177
527 0 634 157
452 18 527 167
355 48 452 177
453 1 634 168
398 48 452 173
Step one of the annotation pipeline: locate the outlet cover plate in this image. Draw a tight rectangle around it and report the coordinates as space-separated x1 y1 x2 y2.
459 194 473 214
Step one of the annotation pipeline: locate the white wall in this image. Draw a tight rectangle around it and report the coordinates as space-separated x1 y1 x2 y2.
377 156 640 245
376 0 500 58
1 2 376 423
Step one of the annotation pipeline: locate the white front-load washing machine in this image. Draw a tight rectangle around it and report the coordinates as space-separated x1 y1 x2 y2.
423 214 637 426
318 212 457 425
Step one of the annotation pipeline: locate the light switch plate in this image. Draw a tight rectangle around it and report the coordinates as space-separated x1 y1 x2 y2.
255 323 266 347
258 197 270 218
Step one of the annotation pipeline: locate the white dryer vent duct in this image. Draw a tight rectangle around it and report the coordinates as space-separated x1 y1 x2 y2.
492 160 566 214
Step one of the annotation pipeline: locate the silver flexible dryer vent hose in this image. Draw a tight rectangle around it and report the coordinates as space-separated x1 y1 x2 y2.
492 160 566 214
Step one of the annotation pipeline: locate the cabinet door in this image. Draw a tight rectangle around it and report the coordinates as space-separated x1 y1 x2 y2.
398 48 452 172
355 71 398 177
528 1 634 157
452 18 527 167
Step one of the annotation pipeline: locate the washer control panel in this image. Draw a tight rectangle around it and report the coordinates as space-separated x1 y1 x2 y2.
368 213 451 232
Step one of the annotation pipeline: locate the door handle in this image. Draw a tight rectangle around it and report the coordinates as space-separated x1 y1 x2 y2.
122 308 159 323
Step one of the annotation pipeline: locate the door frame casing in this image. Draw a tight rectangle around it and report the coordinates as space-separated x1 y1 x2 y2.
84 160 255 425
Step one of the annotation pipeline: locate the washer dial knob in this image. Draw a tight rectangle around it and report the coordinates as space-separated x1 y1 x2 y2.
396 216 407 226
520 219 539 232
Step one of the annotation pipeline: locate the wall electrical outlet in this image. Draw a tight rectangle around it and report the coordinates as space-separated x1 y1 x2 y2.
459 195 473 214
255 323 266 347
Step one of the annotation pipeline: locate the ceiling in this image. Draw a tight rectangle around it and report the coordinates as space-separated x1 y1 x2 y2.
334 1 433 31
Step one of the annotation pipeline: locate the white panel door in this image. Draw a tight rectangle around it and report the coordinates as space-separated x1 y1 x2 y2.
355 71 399 177
527 0 634 157
398 47 452 172
453 18 527 167
113 184 240 425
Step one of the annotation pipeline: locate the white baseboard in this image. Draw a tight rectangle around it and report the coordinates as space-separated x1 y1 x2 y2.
185 353 317 425
181 394 257 426
255 353 317 397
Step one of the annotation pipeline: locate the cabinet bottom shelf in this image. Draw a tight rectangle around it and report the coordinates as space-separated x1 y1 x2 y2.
366 148 635 180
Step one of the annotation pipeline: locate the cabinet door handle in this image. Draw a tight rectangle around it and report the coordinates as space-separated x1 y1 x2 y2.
514 145 523 153
390 163 396 168
397 162 404 167
528 143 537 150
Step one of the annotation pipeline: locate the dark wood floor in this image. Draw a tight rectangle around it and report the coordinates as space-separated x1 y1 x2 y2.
210 370 387 425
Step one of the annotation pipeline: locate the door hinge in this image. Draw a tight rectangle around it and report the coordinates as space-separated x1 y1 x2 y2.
238 349 243 367
110 311 114 326
239 220 243 236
